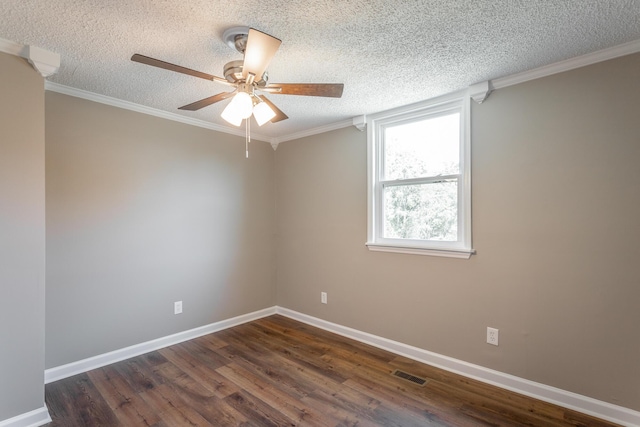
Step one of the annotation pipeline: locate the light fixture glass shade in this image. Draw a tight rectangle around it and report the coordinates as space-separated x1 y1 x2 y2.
221 103 242 126
221 91 253 126
234 92 253 118
253 100 276 126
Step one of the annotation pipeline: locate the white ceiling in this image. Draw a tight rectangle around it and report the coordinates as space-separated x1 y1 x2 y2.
2 1 639 140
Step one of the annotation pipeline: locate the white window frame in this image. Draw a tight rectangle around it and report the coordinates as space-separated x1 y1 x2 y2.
366 90 474 259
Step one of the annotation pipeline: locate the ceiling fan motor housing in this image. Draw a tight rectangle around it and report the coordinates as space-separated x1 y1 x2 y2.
224 60 268 86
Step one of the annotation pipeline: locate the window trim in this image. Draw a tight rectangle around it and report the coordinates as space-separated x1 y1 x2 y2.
366 90 474 259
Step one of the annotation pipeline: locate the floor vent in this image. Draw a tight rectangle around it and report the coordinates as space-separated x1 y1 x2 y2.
391 369 428 386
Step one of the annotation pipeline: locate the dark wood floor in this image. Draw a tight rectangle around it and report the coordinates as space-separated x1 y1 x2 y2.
45 315 619 426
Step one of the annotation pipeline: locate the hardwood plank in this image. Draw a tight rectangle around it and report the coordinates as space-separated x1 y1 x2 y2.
223 390 296 427
563 409 621 427
137 383 214 426
45 373 120 427
111 357 165 394
299 385 385 427
343 376 476 427
178 339 229 369
158 344 240 398
152 361 216 399
220 321 350 384
371 402 455 427
217 326 366 399
217 362 333 426
196 331 230 350
459 403 543 426
219 339 393 426
87 365 161 426
248 317 403 385
425 379 565 426
216 344 312 400
260 316 397 365
139 350 170 367
151 361 249 426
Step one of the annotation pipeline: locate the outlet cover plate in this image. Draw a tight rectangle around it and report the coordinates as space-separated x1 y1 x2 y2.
487 327 499 346
321 292 327 304
174 301 183 315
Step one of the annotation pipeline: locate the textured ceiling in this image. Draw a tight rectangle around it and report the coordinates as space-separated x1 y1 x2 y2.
2 1 640 139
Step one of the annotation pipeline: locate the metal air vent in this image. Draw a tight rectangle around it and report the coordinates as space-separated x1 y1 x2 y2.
391 369 428 386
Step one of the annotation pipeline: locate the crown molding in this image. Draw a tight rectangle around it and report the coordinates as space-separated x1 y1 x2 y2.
469 80 492 103
273 39 640 143
25 45 60 77
352 115 366 131
492 38 640 90
270 118 355 148
0 37 25 57
36 38 640 147
45 82 276 144
0 37 60 77
43 81 352 150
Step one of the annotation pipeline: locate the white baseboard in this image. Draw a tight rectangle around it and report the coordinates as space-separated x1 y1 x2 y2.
0 406 51 427
275 306 640 427
45 306 277 384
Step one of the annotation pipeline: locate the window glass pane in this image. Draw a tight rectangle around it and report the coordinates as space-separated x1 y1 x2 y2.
384 112 460 180
383 181 458 241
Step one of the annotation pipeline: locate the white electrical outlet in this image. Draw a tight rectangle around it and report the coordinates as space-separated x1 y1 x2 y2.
321 292 327 304
174 301 183 315
487 327 499 346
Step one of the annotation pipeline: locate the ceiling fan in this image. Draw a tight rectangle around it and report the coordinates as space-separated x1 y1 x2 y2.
131 27 344 127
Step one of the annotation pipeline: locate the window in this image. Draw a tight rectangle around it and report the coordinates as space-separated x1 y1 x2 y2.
366 92 473 258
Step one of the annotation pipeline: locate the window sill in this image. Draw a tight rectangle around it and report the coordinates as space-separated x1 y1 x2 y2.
365 243 475 259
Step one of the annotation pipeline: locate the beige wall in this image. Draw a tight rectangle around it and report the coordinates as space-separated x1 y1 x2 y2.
275 53 640 411
45 92 276 367
0 53 46 420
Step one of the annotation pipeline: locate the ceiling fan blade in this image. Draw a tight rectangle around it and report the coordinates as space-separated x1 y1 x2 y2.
258 95 288 123
242 29 281 81
131 54 230 85
178 91 236 111
262 83 344 98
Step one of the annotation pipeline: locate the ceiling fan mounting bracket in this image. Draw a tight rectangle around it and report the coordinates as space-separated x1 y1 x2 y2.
222 26 250 53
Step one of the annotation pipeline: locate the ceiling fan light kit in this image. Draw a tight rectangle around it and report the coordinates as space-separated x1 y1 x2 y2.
219 81 277 127
220 91 251 126
131 26 344 156
252 100 277 126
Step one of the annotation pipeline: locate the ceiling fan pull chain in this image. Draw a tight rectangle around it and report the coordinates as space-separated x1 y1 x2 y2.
245 118 250 158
